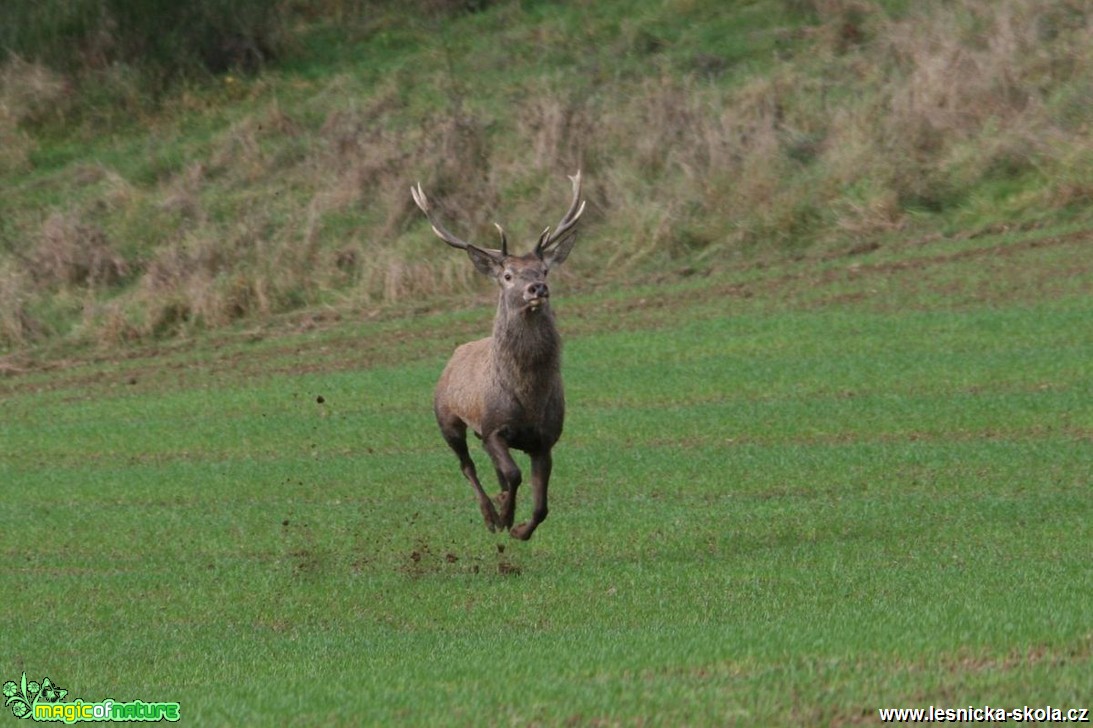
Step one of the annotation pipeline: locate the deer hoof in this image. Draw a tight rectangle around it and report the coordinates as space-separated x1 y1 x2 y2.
479 503 502 532
510 523 534 541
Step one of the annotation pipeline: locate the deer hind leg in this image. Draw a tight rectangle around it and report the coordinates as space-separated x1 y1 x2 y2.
440 420 502 532
510 451 550 541
484 432 522 529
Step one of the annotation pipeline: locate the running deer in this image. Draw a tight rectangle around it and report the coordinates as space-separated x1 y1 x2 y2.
411 172 585 540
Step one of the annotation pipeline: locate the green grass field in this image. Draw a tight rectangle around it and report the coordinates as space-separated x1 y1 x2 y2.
2 224 1089 724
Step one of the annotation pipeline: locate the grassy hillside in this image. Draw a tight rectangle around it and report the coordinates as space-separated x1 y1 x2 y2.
2 0 1091 352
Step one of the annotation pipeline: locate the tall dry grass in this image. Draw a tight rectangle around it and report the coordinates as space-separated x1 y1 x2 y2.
1 0 1090 349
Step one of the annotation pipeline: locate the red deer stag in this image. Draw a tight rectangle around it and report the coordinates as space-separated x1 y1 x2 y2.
411 172 585 540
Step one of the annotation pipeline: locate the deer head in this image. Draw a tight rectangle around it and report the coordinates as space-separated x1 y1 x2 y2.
411 172 585 315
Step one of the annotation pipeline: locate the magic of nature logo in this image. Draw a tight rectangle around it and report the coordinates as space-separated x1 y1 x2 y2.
3 673 179 723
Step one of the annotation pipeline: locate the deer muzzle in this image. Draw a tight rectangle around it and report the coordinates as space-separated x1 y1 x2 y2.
524 281 550 311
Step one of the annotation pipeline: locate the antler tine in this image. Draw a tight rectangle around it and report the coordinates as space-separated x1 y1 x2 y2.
493 223 509 257
536 170 586 255
411 182 475 251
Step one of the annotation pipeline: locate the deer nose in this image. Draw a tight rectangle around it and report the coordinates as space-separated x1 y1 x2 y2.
526 282 549 300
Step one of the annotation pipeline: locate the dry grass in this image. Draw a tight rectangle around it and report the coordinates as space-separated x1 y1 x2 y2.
1 0 1090 349
0 263 43 346
31 212 129 289
0 55 71 126
0 57 62 175
0 106 35 175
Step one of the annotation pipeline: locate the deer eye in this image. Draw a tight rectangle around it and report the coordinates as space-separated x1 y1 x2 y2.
503 271 513 281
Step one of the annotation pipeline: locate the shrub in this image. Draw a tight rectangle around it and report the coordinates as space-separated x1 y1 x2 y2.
0 0 288 98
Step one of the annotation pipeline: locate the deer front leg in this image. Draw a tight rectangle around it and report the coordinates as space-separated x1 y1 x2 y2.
484 432 522 529
462 459 503 532
511 451 550 541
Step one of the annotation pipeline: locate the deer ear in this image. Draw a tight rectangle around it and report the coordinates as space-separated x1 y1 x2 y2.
465 246 501 276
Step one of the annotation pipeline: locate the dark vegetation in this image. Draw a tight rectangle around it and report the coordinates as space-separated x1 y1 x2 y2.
1 0 282 84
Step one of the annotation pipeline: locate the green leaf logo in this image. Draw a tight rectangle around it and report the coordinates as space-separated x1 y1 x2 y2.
3 673 66 720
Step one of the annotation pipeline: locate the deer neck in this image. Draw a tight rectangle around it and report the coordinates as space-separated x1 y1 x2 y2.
490 299 561 395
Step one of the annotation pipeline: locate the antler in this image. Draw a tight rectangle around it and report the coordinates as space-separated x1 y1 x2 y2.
412 182 472 250
411 182 507 258
413 173 584 260
534 170 586 258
